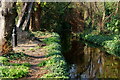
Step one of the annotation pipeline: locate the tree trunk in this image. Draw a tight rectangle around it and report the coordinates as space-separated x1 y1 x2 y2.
22 2 33 31
0 2 17 55
30 2 41 31
16 2 27 28
118 2 120 17
101 2 106 31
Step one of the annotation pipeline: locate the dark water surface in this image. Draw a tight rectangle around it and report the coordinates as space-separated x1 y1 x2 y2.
62 39 120 79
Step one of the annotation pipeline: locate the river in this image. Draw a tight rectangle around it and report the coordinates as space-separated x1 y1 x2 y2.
60 32 120 79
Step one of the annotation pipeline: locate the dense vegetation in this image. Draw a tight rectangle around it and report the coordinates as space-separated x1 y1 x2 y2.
80 32 120 57
0 56 29 78
0 1 120 79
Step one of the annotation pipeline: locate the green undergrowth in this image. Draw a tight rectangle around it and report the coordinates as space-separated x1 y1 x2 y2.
79 32 120 57
0 52 30 79
31 31 58 38
1 52 31 67
3 62 31 67
3 52 29 60
37 60 47 67
0 56 8 63
33 32 69 78
0 66 29 79
0 57 29 79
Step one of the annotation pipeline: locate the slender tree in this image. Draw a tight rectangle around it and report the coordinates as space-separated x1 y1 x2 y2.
30 2 41 31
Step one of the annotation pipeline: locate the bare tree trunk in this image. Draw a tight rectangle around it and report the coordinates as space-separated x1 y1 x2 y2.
100 2 106 31
118 2 120 16
30 2 41 31
0 2 17 55
22 2 33 31
90 3 94 28
16 2 27 28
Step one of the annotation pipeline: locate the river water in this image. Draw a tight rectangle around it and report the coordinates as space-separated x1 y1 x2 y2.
61 37 120 79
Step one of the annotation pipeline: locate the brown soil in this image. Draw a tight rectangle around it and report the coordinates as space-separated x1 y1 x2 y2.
13 40 49 79
11 29 50 79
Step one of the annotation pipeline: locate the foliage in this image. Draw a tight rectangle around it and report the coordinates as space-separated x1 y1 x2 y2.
0 54 30 79
43 43 61 51
0 66 29 78
32 31 60 37
0 57 8 63
32 31 51 37
84 2 119 33
40 32 69 78
3 62 31 67
0 56 30 79
43 55 68 78
29 48 35 51
37 60 47 67
0 53 30 79
80 32 120 57
105 2 117 16
105 2 119 33
43 37 60 45
16 2 23 14
32 31 69 78
3 52 28 60
105 15 120 33
103 40 120 56
40 2 71 32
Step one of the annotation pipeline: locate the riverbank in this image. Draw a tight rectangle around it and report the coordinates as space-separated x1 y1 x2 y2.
79 31 120 57
0 31 68 79
39 32 69 78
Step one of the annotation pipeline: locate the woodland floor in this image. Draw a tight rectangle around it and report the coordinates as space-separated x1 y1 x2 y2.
13 42 47 79
10 29 50 79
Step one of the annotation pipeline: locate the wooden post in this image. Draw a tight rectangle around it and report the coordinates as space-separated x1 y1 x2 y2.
12 25 17 47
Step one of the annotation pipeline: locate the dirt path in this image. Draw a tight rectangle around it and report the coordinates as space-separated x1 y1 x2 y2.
10 29 50 79
12 40 49 79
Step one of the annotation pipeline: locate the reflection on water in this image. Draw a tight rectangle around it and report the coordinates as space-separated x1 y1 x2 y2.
63 39 120 79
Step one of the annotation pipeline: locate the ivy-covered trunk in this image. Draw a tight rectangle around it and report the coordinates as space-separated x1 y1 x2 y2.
0 2 17 55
